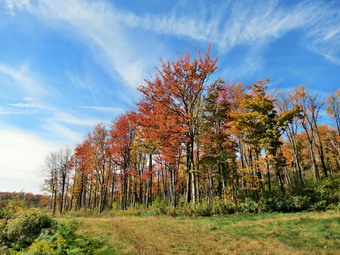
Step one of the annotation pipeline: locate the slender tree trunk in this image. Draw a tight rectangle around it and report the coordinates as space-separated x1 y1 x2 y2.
275 167 285 195
314 132 328 178
52 189 57 216
185 140 192 203
308 142 320 180
266 156 271 192
148 153 153 206
122 170 128 210
59 174 66 214
186 168 191 203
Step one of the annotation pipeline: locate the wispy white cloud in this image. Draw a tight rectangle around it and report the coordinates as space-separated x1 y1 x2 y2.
67 72 94 92
2 0 338 102
0 63 47 97
0 62 105 144
0 106 37 115
8 102 50 109
0 0 30 15
42 108 116 143
152 1 338 64
111 1 312 50
0 103 92 144
8 103 37 108
113 0 340 69
52 111 102 126
6 0 337 91
2 0 30 10
303 7 340 65
22 0 158 90
80 106 123 113
42 119 84 144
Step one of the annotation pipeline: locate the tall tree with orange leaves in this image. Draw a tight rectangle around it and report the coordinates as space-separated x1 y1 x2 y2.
110 111 138 210
138 46 217 203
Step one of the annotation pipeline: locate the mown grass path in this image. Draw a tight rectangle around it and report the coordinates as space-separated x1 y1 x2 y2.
74 211 340 255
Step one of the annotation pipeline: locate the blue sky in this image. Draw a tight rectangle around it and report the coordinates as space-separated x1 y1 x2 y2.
0 0 339 193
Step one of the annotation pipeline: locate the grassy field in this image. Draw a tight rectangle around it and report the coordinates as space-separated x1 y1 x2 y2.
74 211 340 255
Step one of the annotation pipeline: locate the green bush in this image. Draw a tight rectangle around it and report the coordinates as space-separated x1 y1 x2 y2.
2 209 55 249
192 201 212 216
310 200 328 211
164 206 178 217
0 219 7 248
292 196 311 211
12 219 98 255
211 198 226 215
190 199 236 216
273 196 295 212
1 198 27 220
175 204 194 216
224 200 237 214
240 198 258 213
0 206 4 219
0 203 99 254
289 175 340 211
151 198 170 215
20 237 66 255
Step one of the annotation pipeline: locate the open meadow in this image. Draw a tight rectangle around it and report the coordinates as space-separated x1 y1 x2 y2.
73 210 340 255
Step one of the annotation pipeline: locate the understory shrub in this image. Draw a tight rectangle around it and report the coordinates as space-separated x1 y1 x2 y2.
5 209 55 249
59 175 339 217
240 198 258 213
0 202 99 254
149 175 339 216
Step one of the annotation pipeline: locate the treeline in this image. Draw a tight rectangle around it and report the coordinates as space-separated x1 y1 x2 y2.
42 48 340 214
0 192 48 207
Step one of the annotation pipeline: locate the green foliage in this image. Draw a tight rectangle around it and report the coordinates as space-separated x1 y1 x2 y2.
5 209 55 249
290 175 340 210
20 236 67 255
150 197 170 215
14 219 98 255
0 201 99 254
238 175 340 213
1 197 27 220
57 175 339 218
240 198 258 213
0 207 4 219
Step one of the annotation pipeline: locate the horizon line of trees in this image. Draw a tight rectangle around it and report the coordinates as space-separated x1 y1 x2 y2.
0 192 48 207
41 47 340 214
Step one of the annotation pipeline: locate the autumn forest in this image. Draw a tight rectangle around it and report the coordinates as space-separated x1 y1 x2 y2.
41 48 340 215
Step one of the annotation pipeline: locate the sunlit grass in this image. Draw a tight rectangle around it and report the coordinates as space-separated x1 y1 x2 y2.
71 210 340 255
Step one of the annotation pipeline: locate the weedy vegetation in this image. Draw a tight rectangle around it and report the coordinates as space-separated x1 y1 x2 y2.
0 198 99 254
75 210 340 255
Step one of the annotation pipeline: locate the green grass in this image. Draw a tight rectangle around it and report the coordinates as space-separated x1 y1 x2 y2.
71 210 340 255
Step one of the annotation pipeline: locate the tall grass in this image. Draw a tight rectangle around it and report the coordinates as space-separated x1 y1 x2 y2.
76 210 340 255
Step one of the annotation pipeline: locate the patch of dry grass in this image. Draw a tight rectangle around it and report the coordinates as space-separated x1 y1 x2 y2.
74 211 340 255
